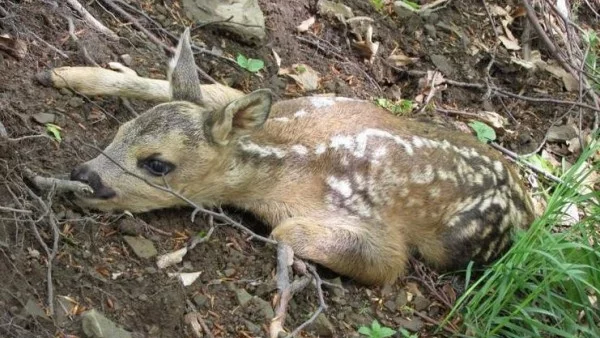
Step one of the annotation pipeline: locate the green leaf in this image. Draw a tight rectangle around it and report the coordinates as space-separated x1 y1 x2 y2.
401 0 420 10
379 327 397 337
468 121 496 143
246 58 265 73
358 326 372 336
371 320 381 331
236 54 248 68
45 123 62 142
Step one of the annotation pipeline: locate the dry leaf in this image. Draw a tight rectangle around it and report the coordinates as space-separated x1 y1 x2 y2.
280 63 321 91
272 48 281 69
544 63 578 91
296 16 316 32
168 271 202 286
0 34 28 60
499 35 521 50
476 111 507 129
351 24 379 63
490 5 509 16
156 247 188 269
388 50 419 67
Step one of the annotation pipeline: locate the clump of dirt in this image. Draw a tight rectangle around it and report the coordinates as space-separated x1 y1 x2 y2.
0 0 596 337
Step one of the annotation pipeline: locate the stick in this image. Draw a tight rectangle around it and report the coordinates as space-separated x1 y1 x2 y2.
22 168 93 196
65 0 119 41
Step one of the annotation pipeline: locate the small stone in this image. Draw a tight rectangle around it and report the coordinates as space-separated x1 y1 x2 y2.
318 0 354 20
424 24 437 38
68 97 85 108
234 288 253 306
547 125 578 142
81 309 132 338
223 268 236 277
118 218 142 236
396 317 424 332
413 295 431 311
23 299 49 320
309 313 335 336
31 112 56 124
138 294 149 302
144 267 157 274
251 297 275 320
243 320 262 335
193 294 209 308
395 290 408 309
120 54 133 66
384 300 396 312
59 88 73 96
123 236 157 259
430 54 455 76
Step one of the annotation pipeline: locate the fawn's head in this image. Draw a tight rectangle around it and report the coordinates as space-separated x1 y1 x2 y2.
70 28 273 212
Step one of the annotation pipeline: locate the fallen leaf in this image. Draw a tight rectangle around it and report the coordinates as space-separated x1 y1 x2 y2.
387 51 419 67
156 247 188 269
272 49 281 69
280 63 321 91
0 34 27 60
499 35 521 50
476 111 507 129
296 16 315 32
544 63 578 91
168 271 202 286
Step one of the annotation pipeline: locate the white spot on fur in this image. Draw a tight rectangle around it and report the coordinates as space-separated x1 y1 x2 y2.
310 96 334 108
272 117 290 122
353 173 366 191
239 141 287 158
291 144 308 156
493 160 504 174
437 169 458 185
354 128 414 157
373 146 388 158
294 109 308 118
326 176 353 198
411 165 435 184
429 187 441 198
315 144 327 155
343 194 372 217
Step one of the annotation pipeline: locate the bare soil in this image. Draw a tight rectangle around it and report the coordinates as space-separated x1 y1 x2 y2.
0 1 596 338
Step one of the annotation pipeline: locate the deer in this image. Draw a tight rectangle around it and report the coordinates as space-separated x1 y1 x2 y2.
36 28 535 286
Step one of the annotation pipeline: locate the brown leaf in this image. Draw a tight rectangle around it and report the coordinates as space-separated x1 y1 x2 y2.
0 34 28 60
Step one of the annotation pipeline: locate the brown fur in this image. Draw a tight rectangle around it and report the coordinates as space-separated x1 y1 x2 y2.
39 28 535 286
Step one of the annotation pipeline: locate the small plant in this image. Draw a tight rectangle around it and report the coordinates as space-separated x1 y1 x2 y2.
370 0 385 12
399 327 419 338
468 121 496 143
358 320 396 338
375 98 413 115
236 53 265 73
45 123 62 142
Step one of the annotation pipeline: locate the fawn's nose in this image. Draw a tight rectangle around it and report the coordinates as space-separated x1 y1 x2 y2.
70 164 116 199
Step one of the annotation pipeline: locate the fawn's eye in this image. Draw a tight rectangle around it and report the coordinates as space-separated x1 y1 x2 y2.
141 158 174 176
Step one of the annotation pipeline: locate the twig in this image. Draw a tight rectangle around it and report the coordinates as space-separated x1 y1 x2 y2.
66 16 100 67
0 206 32 214
65 0 119 40
99 0 217 84
489 142 564 184
285 264 328 338
22 168 93 196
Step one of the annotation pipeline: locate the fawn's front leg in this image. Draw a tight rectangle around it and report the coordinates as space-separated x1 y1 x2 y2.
271 215 408 286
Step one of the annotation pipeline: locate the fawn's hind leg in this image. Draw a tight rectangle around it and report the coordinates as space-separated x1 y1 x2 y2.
271 215 408 285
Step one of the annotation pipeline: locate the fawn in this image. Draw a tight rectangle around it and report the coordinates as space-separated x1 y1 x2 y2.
37 28 535 285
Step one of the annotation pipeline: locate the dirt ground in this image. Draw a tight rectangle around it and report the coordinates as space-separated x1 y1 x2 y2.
0 0 597 337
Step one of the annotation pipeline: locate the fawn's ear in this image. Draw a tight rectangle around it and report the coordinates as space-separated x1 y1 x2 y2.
167 27 203 105
208 89 272 145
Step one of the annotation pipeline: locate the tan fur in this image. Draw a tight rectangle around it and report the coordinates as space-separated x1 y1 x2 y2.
41 28 535 286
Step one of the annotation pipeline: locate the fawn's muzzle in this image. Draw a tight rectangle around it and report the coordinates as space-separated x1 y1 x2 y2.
70 164 116 199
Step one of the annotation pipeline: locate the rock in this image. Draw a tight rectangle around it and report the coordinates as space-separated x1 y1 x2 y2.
182 0 265 43
123 236 157 259
31 112 56 124
234 288 253 306
59 88 73 96
23 299 49 320
384 300 396 312
68 97 85 108
396 316 424 332
318 0 354 21
138 294 149 302
424 24 437 38
120 54 132 66
395 290 408 309
309 313 335 336
243 319 262 335
430 54 455 76
252 296 275 320
547 125 578 142
81 309 132 338
193 294 209 308
413 295 431 311
118 218 142 236
223 268 236 277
